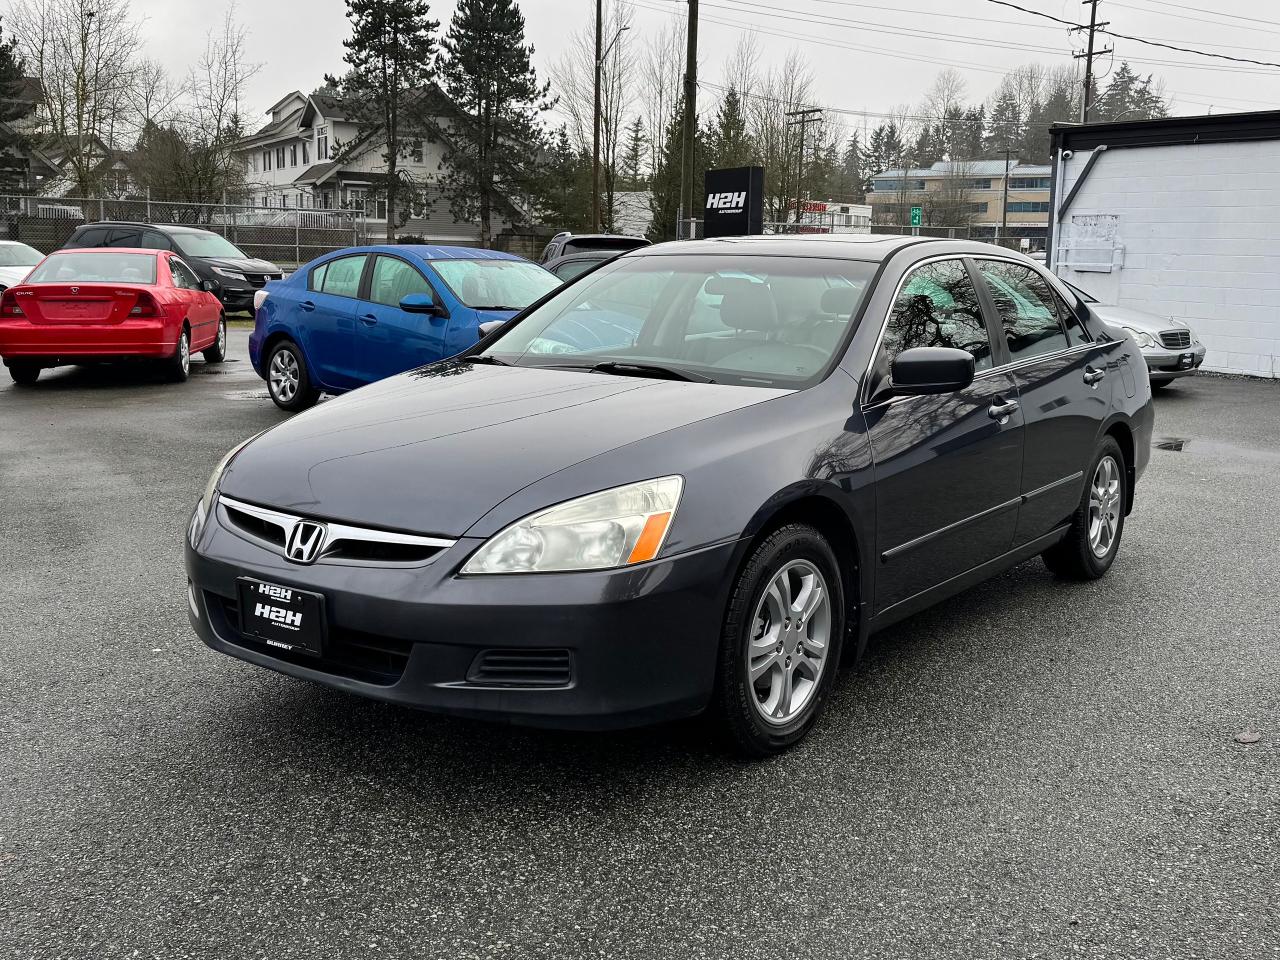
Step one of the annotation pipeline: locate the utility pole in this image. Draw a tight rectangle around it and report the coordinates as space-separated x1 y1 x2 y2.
786 108 822 225
592 0 602 232
1001 148 1011 245
679 0 699 240
1074 0 1111 123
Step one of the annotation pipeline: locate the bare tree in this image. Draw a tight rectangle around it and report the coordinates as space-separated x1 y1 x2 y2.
639 18 685 180
9 0 143 195
743 49 817 224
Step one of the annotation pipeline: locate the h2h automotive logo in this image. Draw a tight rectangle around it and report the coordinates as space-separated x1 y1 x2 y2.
706 192 747 214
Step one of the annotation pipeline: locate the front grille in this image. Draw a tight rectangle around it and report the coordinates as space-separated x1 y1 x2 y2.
223 502 287 548
243 273 282 289
1160 330 1191 349
467 649 573 687
208 592 412 685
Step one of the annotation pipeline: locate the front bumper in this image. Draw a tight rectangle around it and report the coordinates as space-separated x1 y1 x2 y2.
185 503 740 730
1144 343 1206 381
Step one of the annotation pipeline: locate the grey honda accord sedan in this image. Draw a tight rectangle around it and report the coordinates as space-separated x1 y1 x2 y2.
186 236 1154 756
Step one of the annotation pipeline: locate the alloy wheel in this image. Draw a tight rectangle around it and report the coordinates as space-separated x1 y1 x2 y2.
1088 455 1122 558
270 350 299 403
179 333 190 376
747 559 832 725
216 322 226 354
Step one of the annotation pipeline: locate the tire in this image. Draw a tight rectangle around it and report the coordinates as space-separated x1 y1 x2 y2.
8 361 40 385
164 330 191 383
266 339 320 412
202 317 227 363
1042 436 1126 580
711 523 846 758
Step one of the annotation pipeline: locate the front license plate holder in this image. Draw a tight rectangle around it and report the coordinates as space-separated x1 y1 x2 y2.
237 577 325 657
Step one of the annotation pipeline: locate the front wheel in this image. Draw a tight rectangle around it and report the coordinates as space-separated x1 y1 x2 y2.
1042 437 1126 580
711 523 846 757
266 339 320 412
203 318 227 363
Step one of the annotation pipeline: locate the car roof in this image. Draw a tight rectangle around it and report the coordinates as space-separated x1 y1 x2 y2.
631 234 1038 264
559 233 648 243
48 246 162 255
319 244 532 263
74 221 214 235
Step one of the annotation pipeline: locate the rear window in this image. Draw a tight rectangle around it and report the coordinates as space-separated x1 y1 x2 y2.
563 237 648 256
26 252 157 285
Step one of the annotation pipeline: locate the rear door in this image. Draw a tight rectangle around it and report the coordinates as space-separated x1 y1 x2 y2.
972 258 1110 546
863 256 1025 615
355 254 449 382
298 253 368 390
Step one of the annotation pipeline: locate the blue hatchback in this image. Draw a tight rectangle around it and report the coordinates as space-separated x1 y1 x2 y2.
249 245 561 410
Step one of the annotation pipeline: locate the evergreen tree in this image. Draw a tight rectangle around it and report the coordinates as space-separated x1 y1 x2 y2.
951 106 986 161
534 126 592 231
841 133 866 202
648 96 705 241
985 90 1022 155
438 0 550 247
705 86 753 171
0 17 31 193
1095 62 1169 123
620 116 647 189
326 0 439 241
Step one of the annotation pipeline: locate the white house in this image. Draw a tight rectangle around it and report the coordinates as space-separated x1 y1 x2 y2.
235 89 522 245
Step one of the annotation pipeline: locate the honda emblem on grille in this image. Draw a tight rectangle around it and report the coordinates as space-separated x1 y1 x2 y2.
285 520 327 564
70 286 79 294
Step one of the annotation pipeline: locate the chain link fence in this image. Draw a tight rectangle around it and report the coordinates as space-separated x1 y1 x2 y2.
0 195 378 270
674 217 1044 252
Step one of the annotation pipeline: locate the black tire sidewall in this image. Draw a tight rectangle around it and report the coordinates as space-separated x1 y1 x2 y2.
1048 436 1126 579
167 331 190 383
203 319 227 363
268 340 317 412
8 362 40 385
715 524 846 756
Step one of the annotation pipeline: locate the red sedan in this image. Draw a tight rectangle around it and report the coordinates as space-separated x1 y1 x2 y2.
0 248 226 385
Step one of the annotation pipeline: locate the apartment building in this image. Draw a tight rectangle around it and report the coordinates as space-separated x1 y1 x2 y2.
868 159 1051 247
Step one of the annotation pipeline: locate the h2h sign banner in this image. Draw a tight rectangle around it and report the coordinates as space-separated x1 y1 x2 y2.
703 166 764 238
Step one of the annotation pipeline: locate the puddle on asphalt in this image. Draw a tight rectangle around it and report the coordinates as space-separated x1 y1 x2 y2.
1155 438 1190 451
224 389 271 401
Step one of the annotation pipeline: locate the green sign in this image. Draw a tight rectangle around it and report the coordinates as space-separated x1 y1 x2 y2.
910 206 922 227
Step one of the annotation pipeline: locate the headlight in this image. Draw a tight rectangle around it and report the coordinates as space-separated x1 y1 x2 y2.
462 476 683 574
1122 326 1157 349
212 267 248 282
191 435 258 544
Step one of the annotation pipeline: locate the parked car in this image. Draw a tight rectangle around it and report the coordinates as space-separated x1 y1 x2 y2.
186 236 1153 756
0 247 226 384
249 245 561 411
0 241 44 291
537 232 649 264
544 251 622 283
1061 280 1205 389
63 222 283 314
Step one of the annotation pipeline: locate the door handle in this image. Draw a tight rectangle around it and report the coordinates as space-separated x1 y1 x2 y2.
359 314 378 325
988 398 1019 421
1084 365 1106 386
299 300 315 312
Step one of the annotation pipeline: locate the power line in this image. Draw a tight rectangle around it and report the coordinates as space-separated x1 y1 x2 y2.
1132 0 1280 28
1108 1 1280 40
985 0 1280 69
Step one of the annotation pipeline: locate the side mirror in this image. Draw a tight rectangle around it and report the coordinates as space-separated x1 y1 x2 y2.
201 279 216 292
477 319 507 339
890 347 975 396
399 292 446 317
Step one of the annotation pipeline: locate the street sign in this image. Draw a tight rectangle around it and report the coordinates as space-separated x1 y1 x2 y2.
910 206 922 227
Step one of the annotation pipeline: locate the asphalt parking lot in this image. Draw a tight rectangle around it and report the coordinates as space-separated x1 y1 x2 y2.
2 328 1277 959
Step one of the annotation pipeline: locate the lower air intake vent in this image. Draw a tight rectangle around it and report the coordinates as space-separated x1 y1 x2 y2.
467 649 573 687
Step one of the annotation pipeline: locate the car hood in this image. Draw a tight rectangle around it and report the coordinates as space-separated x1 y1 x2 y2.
201 255 281 273
1088 303 1183 335
0 265 34 288
220 362 788 536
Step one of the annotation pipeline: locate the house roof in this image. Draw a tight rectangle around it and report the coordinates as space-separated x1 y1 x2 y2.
293 161 341 185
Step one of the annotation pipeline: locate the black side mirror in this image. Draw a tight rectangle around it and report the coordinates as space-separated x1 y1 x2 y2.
890 347 975 396
201 279 216 292
399 292 447 317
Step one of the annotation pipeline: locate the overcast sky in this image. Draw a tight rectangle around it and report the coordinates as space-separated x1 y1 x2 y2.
128 0 1280 132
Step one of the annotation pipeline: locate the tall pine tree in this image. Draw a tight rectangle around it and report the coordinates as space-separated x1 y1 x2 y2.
0 17 31 193
438 0 550 247
326 0 438 241
705 86 753 171
620 117 647 190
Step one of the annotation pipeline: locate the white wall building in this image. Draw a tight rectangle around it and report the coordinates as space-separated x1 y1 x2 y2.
1049 112 1280 379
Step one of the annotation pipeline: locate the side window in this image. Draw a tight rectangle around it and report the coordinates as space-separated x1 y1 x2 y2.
1051 287 1092 345
368 255 434 307
552 260 594 282
106 228 142 247
309 262 328 292
976 260 1070 362
140 231 171 250
318 254 366 298
70 227 109 248
879 258 992 373
170 258 200 290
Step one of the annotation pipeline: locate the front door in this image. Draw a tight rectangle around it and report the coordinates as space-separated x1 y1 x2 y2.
863 257 1025 615
302 253 367 390
355 254 449 383
168 256 220 350
972 258 1111 546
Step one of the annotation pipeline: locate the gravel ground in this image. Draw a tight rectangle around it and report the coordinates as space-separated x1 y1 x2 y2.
1 335 1276 960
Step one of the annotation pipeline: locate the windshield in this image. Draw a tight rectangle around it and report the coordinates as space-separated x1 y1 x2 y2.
173 232 248 259
480 254 876 388
0 243 42 267
26 251 157 285
431 259 560 310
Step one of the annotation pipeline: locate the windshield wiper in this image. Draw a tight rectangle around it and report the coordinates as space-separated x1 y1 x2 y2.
555 360 715 384
462 354 510 366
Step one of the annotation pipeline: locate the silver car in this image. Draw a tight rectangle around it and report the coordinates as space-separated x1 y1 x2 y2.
1063 280 1206 389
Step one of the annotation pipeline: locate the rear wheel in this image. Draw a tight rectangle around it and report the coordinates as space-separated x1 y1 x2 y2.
267 339 319 412
164 330 191 383
8 361 40 386
202 317 227 363
1043 437 1126 580
711 523 845 757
